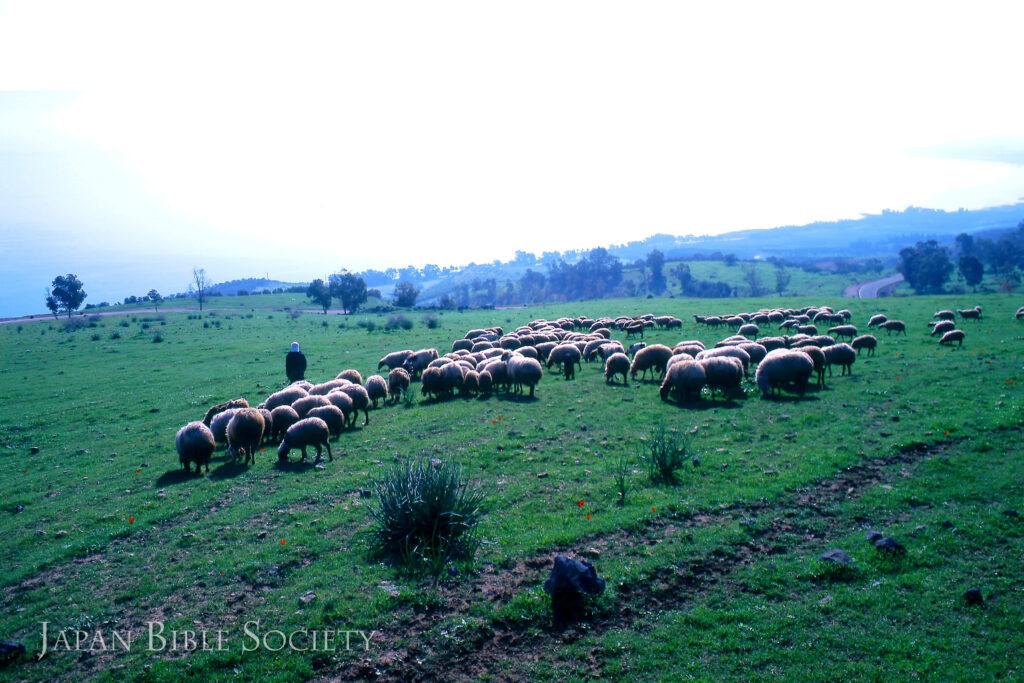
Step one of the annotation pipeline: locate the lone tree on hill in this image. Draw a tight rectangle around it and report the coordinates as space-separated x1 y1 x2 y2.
46 274 87 318
306 278 333 314
958 254 984 290
330 271 368 314
897 240 953 294
147 289 163 312
393 281 420 307
191 267 211 311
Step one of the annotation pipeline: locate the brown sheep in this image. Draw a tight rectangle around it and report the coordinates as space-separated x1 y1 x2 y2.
175 421 216 475
630 344 673 381
365 375 388 408
226 408 265 465
277 418 332 462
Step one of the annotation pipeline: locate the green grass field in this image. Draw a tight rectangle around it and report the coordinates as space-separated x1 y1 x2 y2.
1 294 1022 681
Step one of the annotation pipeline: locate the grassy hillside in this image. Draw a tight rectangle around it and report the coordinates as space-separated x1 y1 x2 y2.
1 295 1022 681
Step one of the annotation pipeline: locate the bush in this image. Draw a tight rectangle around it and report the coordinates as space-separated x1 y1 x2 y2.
63 317 90 333
368 458 486 572
358 319 377 332
385 315 414 331
110 331 121 340
120 320 130 327
152 332 164 343
422 315 440 329
90 333 101 341
642 427 690 485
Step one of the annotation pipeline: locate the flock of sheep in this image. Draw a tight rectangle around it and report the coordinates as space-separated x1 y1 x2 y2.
174 301 1005 474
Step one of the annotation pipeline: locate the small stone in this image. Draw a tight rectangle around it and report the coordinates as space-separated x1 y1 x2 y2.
430 458 443 468
963 587 984 606
865 529 884 544
941 520 954 528
537 472 548 478
55 530 68 537
819 594 834 605
1002 509 1019 518
299 591 317 604
358 488 372 498
913 525 927 534
14 504 25 513
36 530 46 536
257 531 268 538
692 457 700 467
819 549 853 565
583 548 601 559
874 537 905 554
29 447 39 455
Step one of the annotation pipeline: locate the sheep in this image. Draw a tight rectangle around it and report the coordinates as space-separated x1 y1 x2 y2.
306 405 346 438
659 360 707 403
403 348 439 379
597 342 626 361
933 310 956 321
957 305 982 321
738 323 760 339
507 355 544 397
440 362 467 396
795 345 826 387
546 343 583 371
338 383 371 425
452 339 474 353
828 325 858 341
477 369 493 395
758 336 787 352
264 385 309 411
209 408 241 445
308 379 349 396
175 421 216 475
666 352 694 371
291 394 331 418
627 342 647 358
420 366 445 400
930 320 956 336
880 320 907 336
604 352 630 385
696 346 751 375
797 324 818 336
737 342 767 364
336 368 363 385
277 417 332 462
387 368 410 403
365 375 388 408
202 398 250 427
516 346 540 361
378 349 414 371
630 344 674 381
867 314 887 328
823 342 856 376
755 349 814 399
462 370 480 396
258 408 274 444
624 322 645 338
326 390 355 427
851 334 878 356
226 408 265 465
1016 306 1024 320
699 356 744 400
290 380 314 392
939 329 965 347
480 359 509 393
270 405 300 441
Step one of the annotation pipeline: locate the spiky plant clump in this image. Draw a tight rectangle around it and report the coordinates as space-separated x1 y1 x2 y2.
368 458 486 572
643 427 690 485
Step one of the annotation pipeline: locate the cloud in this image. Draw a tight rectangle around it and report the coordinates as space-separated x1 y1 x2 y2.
912 137 1024 167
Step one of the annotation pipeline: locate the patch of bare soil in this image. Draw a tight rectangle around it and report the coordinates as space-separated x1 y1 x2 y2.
324 437 963 682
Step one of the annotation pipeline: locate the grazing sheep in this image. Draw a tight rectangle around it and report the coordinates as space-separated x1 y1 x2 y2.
307 379 347 396
659 360 707 403
957 305 982 320
867 314 887 328
290 380 314 392
210 408 241 445
699 356 744 400
325 391 355 428
851 334 878 356
440 362 467 396
939 329 966 347
508 355 544 397
291 394 331 418
477 369 493 395
452 339 474 352
823 342 856 376
546 343 583 371
933 310 956 320
480 359 509 393
797 324 818 336
755 349 814 399
737 342 767 364
930 320 956 336
1016 306 1024 320
828 325 858 341
378 349 414 371
627 342 647 358
880 320 907 336
758 336 787 352
226 408 265 465
696 346 751 375
365 375 388 408
462 370 480 396
604 352 630 385
420 366 445 400
270 405 300 441
202 398 250 427
630 344 674 381
336 368 363 385
795 346 826 387
175 421 216 474
738 323 760 339
306 405 346 438
264 385 309 411
258 408 274 444
387 367 410 403
597 342 626 361
404 348 440 379
338 384 371 425
277 417 332 462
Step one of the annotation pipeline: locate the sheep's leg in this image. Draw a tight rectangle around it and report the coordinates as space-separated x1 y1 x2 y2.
300 446 308 461
530 384 535 397
364 409 370 426
326 441 333 461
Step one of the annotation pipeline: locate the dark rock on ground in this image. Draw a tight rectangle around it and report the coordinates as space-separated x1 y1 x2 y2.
544 556 606 629
819 549 853 565
874 537 905 554
0 641 26 667
964 587 984 606
865 529 884 544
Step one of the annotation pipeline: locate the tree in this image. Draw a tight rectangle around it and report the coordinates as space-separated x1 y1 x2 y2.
646 249 666 294
330 272 368 314
48 274 86 318
774 263 791 295
897 240 953 294
743 264 766 297
306 278 332 313
959 254 984 289
671 263 693 293
147 289 163 312
393 281 421 307
955 233 974 256
191 268 210 311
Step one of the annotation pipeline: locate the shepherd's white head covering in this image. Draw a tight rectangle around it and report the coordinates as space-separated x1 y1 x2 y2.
291 342 299 352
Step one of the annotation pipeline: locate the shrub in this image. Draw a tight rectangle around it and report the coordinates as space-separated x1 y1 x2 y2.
322 321 329 328
119 320 130 327
152 332 164 343
614 454 631 507
90 333 101 341
289 310 302 320
63 317 90 333
641 427 690 485
422 315 440 329
385 315 414 331
368 458 486 572
110 331 121 340
358 319 377 332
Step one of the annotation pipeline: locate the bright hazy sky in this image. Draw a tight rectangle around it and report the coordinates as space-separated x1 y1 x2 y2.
2 1 1024 316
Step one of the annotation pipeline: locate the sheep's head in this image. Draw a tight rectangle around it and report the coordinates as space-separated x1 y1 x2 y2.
277 439 290 461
